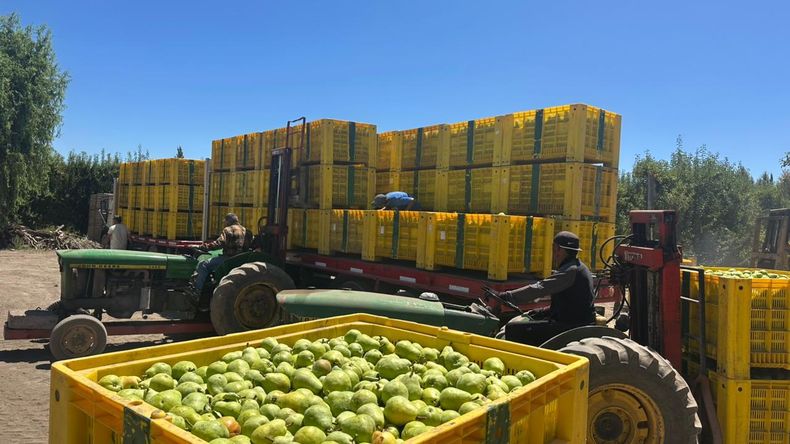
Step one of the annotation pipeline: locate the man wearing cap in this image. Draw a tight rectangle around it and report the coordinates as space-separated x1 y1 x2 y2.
372 191 420 210
495 231 596 345
193 213 253 295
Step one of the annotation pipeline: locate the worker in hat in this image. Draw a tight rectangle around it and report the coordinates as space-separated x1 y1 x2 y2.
193 213 253 296
489 231 596 345
371 191 420 210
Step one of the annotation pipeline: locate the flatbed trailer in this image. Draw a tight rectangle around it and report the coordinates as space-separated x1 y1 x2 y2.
127 234 203 253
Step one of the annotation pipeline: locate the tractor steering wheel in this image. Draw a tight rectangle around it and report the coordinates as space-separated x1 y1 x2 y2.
481 286 525 316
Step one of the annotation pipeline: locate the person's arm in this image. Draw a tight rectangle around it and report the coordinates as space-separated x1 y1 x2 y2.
504 266 578 305
204 229 227 250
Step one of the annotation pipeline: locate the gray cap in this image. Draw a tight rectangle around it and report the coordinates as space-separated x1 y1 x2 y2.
554 231 582 251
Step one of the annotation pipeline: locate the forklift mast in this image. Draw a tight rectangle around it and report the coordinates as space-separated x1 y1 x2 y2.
752 208 790 270
616 210 683 368
264 117 306 263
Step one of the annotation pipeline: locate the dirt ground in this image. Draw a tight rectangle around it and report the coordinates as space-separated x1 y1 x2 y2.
0 249 187 444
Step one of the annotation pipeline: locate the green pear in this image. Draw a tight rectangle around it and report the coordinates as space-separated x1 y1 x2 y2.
276 391 311 414
265 391 284 405
196 366 209 379
411 399 428 411
397 373 422 401
179 372 204 385
351 389 378 410
284 413 304 434
375 355 411 380
363 349 382 365
324 391 354 417
168 414 188 430
325 430 354 444
333 345 352 359
394 341 421 362
143 387 158 404
458 401 481 415
228 359 251 376
262 373 291 393
293 425 326 444
176 381 204 397
416 405 443 426
338 414 376 444
183 392 210 413
98 374 122 392
515 370 536 385
225 372 245 383
292 368 323 395
456 373 486 395
259 403 281 420
222 351 243 363
501 375 523 392
224 381 251 394
379 338 396 355
440 409 460 423
425 362 448 374
443 351 469 370
276 362 296 380
241 399 261 412
243 369 265 388
238 388 266 405
293 338 313 353
208 439 232 444
439 387 472 411
420 347 439 362
486 384 508 401
170 405 202 426
273 351 294 366
347 343 364 358
270 343 292 355
321 350 346 366
242 346 261 364
150 389 182 411
120 376 142 389
311 359 333 378
237 409 263 427
214 400 242 418
328 338 348 349
172 361 197 380
383 396 418 426
344 329 362 343
402 423 433 440
372 430 398 444
117 388 144 401
149 373 176 392
250 418 287 444
260 337 279 353
412 363 427 375
482 357 505 376
207 374 229 396
144 362 172 378
323 369 352 394
422 373 448 391
303 404 335 433
356 403 385 428
230 436 252 444
381 380 408 403
467 362 481 373
251 359 276 374
421 387 441 406
445 367 472 387
207 361 229 377
308 341 329 357
295 350 316 369
242 415 270 437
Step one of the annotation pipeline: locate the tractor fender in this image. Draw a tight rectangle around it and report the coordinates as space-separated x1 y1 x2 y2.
539 325 627 350
211 251 278 281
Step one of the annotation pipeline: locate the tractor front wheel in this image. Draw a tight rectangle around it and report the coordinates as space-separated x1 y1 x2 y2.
560 337 701 444
49 314 108 361
210 262 295 335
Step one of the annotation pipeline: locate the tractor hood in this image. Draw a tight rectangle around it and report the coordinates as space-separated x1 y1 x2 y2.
56 249 196 279
277 289 500 336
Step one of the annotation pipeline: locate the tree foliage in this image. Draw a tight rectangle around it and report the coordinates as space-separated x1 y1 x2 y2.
617 146 790 266
0 13 69 228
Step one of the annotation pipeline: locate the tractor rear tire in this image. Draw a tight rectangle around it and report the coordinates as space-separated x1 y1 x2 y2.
49 314 108 361
560 337 701 444
210 262 295 335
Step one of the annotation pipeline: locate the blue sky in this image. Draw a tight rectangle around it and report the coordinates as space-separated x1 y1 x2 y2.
4 1 789 177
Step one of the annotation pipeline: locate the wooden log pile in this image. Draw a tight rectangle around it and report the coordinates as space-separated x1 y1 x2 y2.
6 225 100 250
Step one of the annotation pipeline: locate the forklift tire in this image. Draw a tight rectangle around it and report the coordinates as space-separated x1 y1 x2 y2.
49 314 108 361
560 337 701 444
210 261 295 335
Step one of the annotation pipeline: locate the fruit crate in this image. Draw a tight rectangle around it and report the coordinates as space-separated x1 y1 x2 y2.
329 209 365 254
494 162 618 222
303 164 375 210
117 184 129 209
129 185 142 209
496 104 621 168
209 172 233 206
153 211 202 240
708 370 790 444
376 131 402 172
684 267 790 378
153 184 204 213
419 212 555 280
211 137 237 173
235 133 262 171
375 171 401 195
50 314 589 444
303 119 377 166
400 124 450 170
446 167 495 213
130 162 145 186
264 125 304 169
555 220 616 271
290 209 326 252
362 210 422 262
448 116 497 168
399 169 446 211
142 186 156 210
157 159 206 185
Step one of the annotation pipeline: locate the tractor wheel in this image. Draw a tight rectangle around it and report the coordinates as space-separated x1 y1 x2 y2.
560 337 701 444
49 314 108 361
210 262 295 335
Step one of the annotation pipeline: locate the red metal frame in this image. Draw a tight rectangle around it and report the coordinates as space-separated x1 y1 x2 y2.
129 234 203 249
4 320 215 340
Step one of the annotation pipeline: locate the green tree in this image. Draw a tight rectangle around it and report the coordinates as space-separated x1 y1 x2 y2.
0 13 69 229
176 146 184 158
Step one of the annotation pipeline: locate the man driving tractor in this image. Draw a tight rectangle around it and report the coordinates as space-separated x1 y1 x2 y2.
193 213 253 295
491 231 596 345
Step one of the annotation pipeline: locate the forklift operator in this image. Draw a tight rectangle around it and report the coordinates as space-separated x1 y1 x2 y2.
494 231 596 346
194 213 252 293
